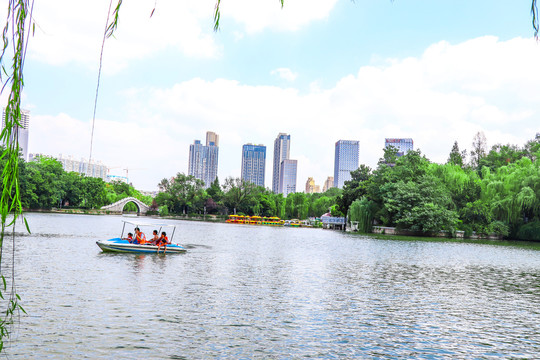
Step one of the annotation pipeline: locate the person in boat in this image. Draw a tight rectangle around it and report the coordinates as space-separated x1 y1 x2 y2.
149 230 159 245
157 231 168 253
122 232 134 243
134 227 146 244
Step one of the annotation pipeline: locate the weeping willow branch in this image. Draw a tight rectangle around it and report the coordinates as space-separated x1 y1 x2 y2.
89 0 122 168
0 0 32 351
532 0 539 39
214 0 284 31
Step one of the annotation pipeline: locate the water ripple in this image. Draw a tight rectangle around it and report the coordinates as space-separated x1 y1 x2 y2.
3 214 540 358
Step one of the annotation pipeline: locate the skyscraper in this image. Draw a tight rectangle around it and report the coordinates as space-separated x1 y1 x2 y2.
334 140 359 189
322 176 334 192
206 131 219 147
2 108 30 161
272 133 291 193
188 131 219 188
385 138 413 157
305 177 320 194
279 159 297 196
241 144 266 187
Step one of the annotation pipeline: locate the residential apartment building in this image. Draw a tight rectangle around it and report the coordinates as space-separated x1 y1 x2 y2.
188 131 219 188
2 107 30 161
29 153 109 181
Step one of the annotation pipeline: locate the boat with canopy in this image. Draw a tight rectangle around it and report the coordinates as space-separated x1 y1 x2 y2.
96 220 186 254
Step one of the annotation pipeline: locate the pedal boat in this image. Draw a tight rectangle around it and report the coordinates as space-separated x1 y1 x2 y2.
96 220 186 254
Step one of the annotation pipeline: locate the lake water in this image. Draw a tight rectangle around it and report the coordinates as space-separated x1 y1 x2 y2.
2 213 540 359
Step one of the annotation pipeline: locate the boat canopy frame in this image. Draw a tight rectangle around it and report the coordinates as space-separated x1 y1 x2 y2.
120 220 177 242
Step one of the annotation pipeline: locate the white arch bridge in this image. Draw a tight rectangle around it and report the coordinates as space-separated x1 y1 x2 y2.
101 197 150 215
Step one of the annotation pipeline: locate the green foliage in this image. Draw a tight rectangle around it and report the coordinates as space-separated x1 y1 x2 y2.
222 177 257 214
0 0 34 348
336 165 371 215
447 141 467 167
348 197 374 233
382 175 458 232
516 221 540 241
481 157 540 226
159 205 169 216
155 173 205 214
488 221 510 237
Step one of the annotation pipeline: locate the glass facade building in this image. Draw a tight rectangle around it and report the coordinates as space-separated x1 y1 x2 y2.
385 138 414 157
279 159 297 196
241 144 266 187
334 140 359 189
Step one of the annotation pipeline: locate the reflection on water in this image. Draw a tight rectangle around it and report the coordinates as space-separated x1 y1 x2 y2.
3 213 540 358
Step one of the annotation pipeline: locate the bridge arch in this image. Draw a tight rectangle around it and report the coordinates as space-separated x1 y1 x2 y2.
101 197 150 215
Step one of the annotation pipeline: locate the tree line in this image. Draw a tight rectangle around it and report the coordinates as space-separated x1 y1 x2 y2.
154 174 342 219
0 151 152 211
5 132 540 241
340 133 540 241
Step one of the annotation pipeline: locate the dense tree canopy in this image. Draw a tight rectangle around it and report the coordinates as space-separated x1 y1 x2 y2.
0 153 151 211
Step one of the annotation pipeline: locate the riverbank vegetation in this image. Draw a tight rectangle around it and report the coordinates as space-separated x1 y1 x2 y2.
154 174 342 220
0 151 152 211
342 134 540 241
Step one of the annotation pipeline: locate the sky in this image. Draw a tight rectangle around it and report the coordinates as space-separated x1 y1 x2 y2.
3 0 540 191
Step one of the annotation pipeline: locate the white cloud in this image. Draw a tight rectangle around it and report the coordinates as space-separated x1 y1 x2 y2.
271 68 298 82
27 36 540 191
28 0 220 72
221 0 339 33
25 0 338 72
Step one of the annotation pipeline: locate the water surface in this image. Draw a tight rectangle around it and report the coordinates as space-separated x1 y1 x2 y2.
3 213 540 359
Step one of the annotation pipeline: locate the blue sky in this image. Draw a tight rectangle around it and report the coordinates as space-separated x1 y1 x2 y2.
7 0 539 190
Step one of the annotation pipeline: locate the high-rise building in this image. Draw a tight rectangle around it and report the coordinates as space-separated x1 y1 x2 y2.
188 131 219 188
279 159 297 196
241 144 266 187
2 108 30 161
323 176 334 192
272 133 291 193
206 131 219 147
385 138 413 157
305 177 320 194
334 140 359 189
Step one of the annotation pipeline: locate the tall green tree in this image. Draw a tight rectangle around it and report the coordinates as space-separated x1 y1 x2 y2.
222 177 257 215
470 131 487 170
336 165 372 216
155 173 205 214
447 141 467 168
